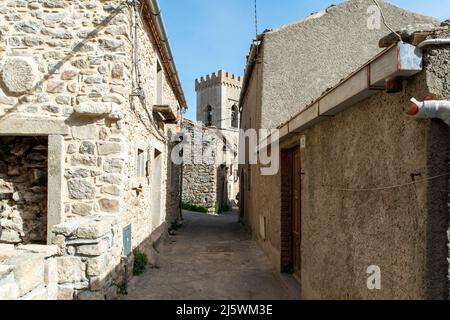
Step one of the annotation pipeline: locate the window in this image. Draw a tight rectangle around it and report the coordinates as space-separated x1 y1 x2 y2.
205 105 212 127
231 105 238 128
136 148 147 178
222 137 228 152
156 61 163 105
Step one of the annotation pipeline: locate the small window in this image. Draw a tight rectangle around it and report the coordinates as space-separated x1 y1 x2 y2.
205 105 212 127
222 137 228 152
231 105 238 128
136 148 147 178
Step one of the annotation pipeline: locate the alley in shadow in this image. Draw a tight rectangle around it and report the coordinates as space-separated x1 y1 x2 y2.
122 210 295 300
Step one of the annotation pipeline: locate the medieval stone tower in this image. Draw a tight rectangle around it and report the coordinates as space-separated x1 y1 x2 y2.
195 70 243 129
181 70 243 211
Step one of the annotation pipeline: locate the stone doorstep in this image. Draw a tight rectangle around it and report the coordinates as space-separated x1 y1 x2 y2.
4 251 45 297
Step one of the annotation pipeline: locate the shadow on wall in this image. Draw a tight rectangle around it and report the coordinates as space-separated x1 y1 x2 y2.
0 3 127 123
216 164 230 213
164 129 182 227
425 120 450 300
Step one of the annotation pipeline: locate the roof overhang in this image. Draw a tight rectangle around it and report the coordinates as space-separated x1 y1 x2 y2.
264 42 423 148
153 105 178 124
141 0 187 110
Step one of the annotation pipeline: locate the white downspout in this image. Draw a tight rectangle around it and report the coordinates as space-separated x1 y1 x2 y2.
405 98 450 126
417 39 450 49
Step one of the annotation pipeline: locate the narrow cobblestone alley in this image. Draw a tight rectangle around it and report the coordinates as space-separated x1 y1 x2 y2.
123 210 295 300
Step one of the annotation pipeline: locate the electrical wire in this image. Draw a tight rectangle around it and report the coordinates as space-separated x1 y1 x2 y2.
372 0 402 42
254 0 259 39
324 172 450 192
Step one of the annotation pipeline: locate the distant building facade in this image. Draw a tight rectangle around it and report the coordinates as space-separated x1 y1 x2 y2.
182 71 242 212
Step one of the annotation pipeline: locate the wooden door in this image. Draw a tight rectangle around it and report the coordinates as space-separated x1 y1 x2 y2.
291 147 301 280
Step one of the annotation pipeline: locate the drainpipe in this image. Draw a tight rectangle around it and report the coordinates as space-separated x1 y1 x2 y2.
131 0 144 98
405 98 450 125
417 39 450 49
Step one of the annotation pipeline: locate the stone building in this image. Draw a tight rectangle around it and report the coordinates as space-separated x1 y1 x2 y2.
239 0 450 299
0 0 185 300
181 71 241 212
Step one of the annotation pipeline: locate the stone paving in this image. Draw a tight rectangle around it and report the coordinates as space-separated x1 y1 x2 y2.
123 210 295 300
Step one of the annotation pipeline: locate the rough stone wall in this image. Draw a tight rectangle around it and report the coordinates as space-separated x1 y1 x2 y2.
182 120 218 209
240 49 281 267
0 244 59 300
182 119 239 211
0 0 182 299
0 137 48 244
261 0 440 129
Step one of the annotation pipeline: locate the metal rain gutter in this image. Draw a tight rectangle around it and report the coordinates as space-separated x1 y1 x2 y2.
143 0 187 110
278 42 423 140
256 42 424 151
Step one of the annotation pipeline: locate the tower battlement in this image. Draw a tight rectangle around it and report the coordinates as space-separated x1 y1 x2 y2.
195 70 243 91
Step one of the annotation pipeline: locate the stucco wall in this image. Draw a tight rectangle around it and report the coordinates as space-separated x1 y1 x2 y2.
240 44 282 268
241 34 450 298
298 71 449 299
261 0 440 129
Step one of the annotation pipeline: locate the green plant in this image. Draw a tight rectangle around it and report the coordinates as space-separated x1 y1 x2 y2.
132 250 148 276
181 200 208 213
117 282 127 295
214 202 230 214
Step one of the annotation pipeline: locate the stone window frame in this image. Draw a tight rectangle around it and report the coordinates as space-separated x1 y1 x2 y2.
231 105 239 128
205 105 213 127
132 141 151 189
0 114 69 244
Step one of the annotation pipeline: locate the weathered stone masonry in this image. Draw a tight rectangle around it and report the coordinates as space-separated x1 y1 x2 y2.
1 137 48 244
0 0 183 300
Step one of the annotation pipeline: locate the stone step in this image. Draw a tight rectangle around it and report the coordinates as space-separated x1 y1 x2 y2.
4 251 45 297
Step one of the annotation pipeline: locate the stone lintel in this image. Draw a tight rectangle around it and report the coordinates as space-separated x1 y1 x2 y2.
0 114 69 136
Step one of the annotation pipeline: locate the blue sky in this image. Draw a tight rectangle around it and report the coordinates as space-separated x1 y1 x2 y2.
159 0 450 120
